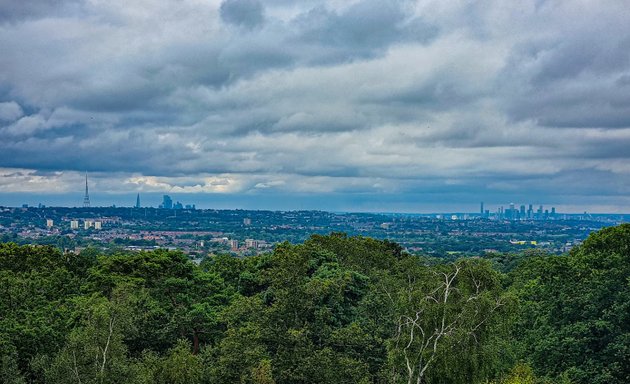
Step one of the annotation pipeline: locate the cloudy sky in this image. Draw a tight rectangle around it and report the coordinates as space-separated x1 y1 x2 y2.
1 0 629 212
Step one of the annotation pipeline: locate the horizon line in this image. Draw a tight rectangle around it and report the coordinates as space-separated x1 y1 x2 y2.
2 204 629 216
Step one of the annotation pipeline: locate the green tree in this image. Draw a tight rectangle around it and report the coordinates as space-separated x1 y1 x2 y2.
512 224 630 383
252 359 275 384
386 258 512 384
155 340 203 384
88 250 232 354
0 244 90 382
44 289 137 384
0 339 26 384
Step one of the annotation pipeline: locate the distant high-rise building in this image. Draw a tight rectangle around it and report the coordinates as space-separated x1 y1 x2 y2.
83 172 90 208
46 219 53 228
229 239 239 250
135 193 141 208
243 218 252 226
551 207 556 217
70 220 79 229
160 195 173 209
94 221 102 230
480 202 484 215
84 220 93 230
520 205 526 217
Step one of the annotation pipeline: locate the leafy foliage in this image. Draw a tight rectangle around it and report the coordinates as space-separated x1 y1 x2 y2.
512 224 630 383
1 225 629 383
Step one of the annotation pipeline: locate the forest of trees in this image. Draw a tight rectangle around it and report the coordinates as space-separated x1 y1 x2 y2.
1 224 629 383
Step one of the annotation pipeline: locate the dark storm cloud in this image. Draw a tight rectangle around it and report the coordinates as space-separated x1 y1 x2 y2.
1 0 630 211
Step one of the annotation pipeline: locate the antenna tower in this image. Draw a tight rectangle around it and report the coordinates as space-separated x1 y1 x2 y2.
83 172 90 207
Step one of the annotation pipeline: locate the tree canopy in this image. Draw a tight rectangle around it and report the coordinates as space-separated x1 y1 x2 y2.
1 225 629 383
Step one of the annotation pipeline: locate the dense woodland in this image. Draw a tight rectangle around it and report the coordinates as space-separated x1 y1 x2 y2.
1 225 629 384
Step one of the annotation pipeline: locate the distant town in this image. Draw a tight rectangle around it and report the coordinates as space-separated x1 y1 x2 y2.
2 192 628 262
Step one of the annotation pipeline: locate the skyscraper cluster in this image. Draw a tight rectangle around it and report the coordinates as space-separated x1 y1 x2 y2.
159 195 195 210
480 202 557 220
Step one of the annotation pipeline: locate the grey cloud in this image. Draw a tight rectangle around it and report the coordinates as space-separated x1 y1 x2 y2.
490 168 630 197
217 35 294 77
292 0 437 63
1 0 630 210
0 0 83 23
369 79 478 111
272 111 365 133
0 101 23 121
220 0 265 28
296 2 405 46
563 131 630 160
69 83 163 113
504 80 630 128
497 6 630 129
522 36 630 86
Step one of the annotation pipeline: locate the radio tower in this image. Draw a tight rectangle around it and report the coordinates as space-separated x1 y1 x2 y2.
83 172 90 208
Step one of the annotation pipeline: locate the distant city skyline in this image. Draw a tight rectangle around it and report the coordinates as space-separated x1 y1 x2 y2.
0 170 626 214
0 191 624 215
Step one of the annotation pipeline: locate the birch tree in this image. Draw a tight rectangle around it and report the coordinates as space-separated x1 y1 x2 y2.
45 288 136 384
387 258 508 384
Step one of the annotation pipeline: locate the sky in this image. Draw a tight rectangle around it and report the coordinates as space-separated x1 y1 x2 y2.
1 0 630 213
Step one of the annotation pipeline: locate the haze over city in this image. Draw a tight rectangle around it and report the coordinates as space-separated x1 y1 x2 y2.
1 0 630 212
